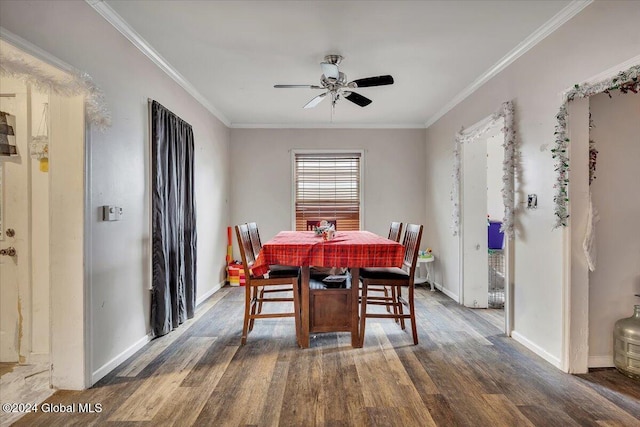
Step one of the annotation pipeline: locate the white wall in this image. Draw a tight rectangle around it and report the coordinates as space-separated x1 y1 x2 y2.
588 91 640 366
0 1 231 385
229 128 426 254
49 92 86 389
424 1 640 366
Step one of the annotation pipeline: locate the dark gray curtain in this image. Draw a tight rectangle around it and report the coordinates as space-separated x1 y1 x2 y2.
150 100 197 337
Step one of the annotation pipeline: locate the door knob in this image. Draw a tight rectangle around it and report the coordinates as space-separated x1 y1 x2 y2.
0 247 16 256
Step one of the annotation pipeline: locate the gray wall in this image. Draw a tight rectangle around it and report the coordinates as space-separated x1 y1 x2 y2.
424 1 640 365
229 128 426 255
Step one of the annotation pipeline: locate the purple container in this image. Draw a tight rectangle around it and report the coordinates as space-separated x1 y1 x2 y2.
488 221 504 249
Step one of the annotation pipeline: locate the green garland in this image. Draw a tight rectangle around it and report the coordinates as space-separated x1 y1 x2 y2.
552 65 639 228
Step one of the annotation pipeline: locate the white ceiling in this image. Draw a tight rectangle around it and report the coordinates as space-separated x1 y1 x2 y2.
96 0 583 128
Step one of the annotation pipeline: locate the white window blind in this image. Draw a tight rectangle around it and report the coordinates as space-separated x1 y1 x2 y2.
294 152 361 231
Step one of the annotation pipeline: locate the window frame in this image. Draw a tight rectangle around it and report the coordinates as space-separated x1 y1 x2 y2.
290 149 365 231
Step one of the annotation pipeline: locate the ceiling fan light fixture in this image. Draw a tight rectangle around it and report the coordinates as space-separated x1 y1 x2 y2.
320 62 339 79
274 54 393 110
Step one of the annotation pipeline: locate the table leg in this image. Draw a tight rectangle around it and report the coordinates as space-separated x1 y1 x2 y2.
300 266 310 348
351 267 362 348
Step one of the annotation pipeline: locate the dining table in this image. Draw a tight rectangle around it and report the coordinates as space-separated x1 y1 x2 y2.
253 230 404 348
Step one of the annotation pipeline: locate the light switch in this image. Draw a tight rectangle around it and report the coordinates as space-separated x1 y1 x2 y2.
102 205 123 221
527 194 538 209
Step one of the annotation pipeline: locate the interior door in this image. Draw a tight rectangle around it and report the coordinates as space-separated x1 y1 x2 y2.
461 136 488 308
0 85 29 362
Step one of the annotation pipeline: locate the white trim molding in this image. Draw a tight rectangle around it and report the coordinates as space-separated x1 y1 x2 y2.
512 331 562 370
232 122 426 129
196 281 225 307
588 355 613 368
425 0 593 128
435 282 459 303
92 334 152 384
86 0 231 127
452 101 516 238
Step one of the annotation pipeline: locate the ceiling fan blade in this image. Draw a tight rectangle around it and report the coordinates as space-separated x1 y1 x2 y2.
350 75 394 88
274 84 324 89
303 92 328 109
344 91 372 107
320 62 339 79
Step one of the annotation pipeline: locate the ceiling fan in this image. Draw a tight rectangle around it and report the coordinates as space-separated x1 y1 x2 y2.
274 54 394 109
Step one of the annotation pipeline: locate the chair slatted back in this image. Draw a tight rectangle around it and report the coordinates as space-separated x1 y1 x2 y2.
388 222 403 242
306 219 337 230
401 224 423 278
236 224 256 278
247 222 262 259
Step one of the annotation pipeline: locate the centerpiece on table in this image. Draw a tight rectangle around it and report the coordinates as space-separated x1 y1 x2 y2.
314 220 336 240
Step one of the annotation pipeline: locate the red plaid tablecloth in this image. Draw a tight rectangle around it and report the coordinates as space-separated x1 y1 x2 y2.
253 231 404 276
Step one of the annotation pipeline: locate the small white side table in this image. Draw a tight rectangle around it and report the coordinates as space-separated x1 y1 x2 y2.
415 256 435 291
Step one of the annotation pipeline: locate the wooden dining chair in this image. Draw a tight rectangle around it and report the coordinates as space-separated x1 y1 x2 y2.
306 219 337 230
388 221 403 243
247 222 298 274
361 222 404 315
359 223 423 345
235 224 301 346
246 222 299 315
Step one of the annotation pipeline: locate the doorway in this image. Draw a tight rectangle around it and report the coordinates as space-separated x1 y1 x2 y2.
0 76 53 414
458 112 515 335
1 34 89 400
587 91 639 368
561 60 639 374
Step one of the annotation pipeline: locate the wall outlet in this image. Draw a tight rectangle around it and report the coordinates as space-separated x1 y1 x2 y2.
527 194 538 209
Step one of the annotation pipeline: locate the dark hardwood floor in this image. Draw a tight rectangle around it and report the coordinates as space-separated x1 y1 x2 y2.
12 286 640 426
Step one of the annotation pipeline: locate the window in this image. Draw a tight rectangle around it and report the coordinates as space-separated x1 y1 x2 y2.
293 151 362 231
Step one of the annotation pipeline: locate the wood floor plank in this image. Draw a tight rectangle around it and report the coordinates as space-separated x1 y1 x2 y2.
355 323 437 426
278 345 325 426
193 337 283 426
517 404 582 426
318 335 367 426
117 287 231 378
480 394 535 426
149 344 238 426
11 286 640 427
108 336 213 421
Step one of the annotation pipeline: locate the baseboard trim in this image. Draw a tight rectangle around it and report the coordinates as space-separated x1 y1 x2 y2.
91 334 151 385
512 331 562 369
435 282 459 303
196 281 225 306
588 355 614 368
91 281 224 385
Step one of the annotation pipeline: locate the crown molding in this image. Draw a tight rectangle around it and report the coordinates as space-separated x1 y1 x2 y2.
86 0 231 127
1 26 75 74
231 122 426 129
424 0 593 128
